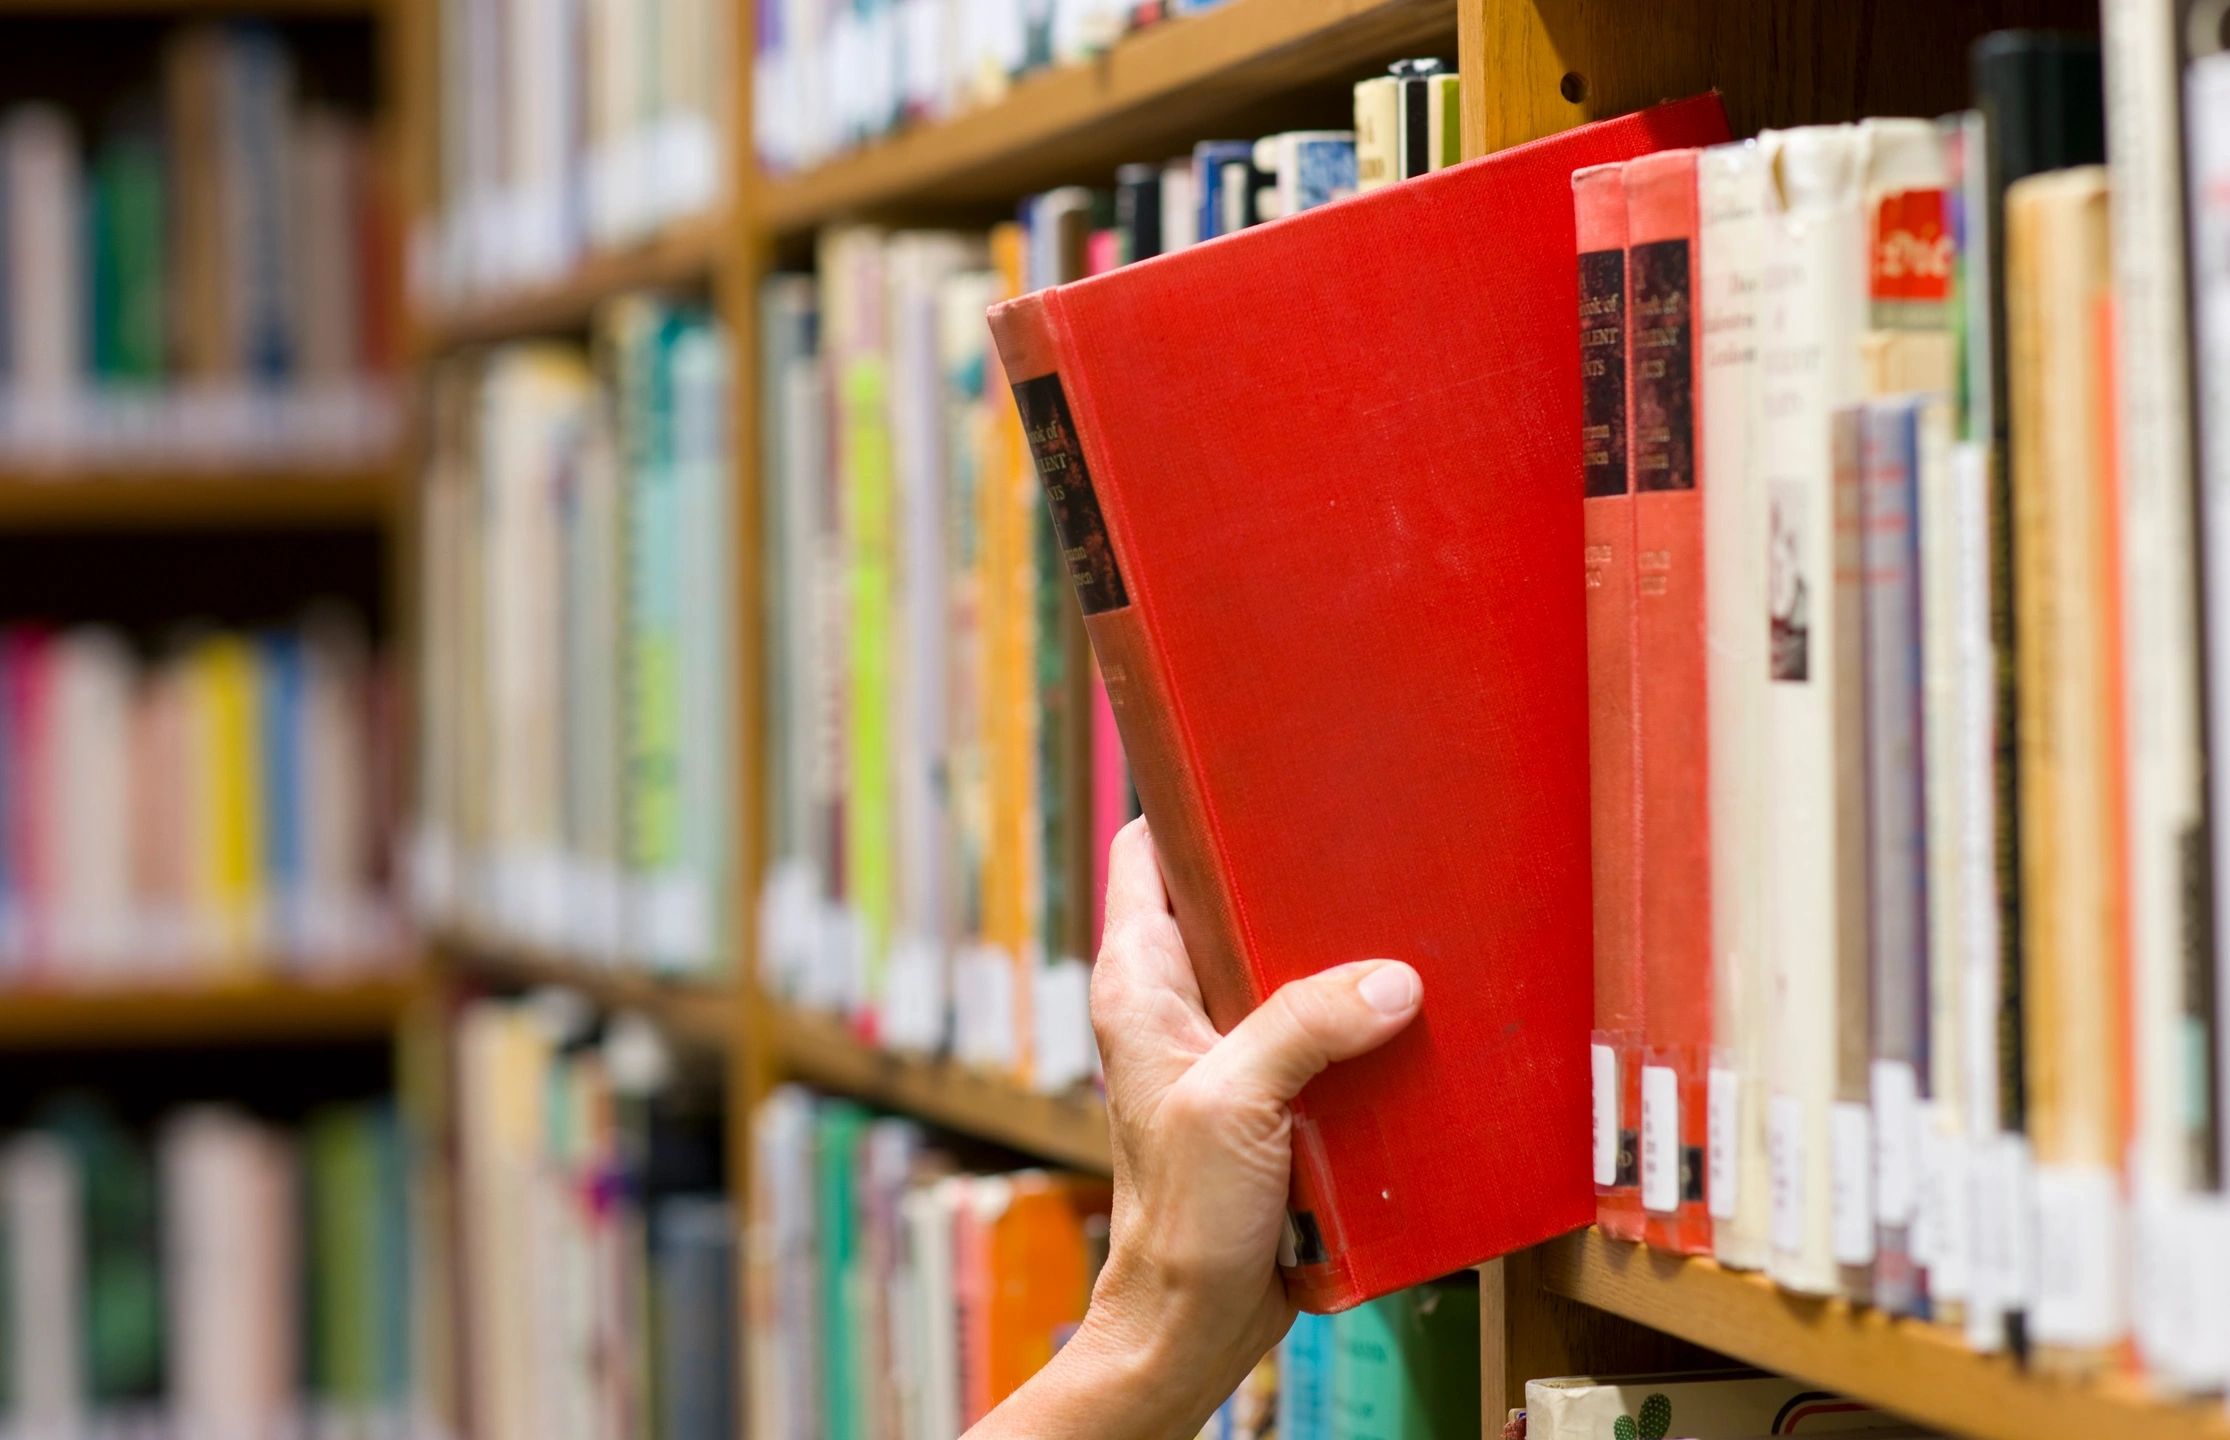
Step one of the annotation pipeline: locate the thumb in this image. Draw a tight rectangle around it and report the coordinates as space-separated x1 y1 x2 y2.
1190 961 1422 1107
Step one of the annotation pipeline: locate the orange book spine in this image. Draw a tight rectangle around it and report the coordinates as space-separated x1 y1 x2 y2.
1576 162 1646 1241
1625 150 1714 1254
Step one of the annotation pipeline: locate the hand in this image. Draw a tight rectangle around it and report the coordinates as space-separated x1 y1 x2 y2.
968 817 1423 1440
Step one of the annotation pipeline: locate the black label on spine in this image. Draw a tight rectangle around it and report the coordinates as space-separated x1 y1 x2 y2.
1013 371 1130 614
1578 248 1628 499
1629 237 1694 493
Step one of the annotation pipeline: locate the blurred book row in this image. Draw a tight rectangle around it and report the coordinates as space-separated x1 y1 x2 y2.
0 24 399 470
411 300 736 976
0 1100 422 1438
755 68 1451 1086
0 618 402 982
753 0 1231 174
455 994 733 1440
424 0 728 303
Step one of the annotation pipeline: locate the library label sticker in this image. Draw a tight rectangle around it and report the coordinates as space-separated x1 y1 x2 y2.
2031 1163 2124 1348
1640 1064 1679 1214
1592 1042 1618 1187
1769 1093 1803 1254
1829 1100 1875 1266
1870 1059 1919 1226
1923 1123 1972 1303
1707 1063 1739 1220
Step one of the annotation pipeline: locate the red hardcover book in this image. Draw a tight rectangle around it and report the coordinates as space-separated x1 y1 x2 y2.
1574 161 1646 1243
987 94 1731 1309
1625 148 1714 1254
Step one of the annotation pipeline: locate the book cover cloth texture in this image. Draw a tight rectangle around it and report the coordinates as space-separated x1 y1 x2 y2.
988 94 1731 1310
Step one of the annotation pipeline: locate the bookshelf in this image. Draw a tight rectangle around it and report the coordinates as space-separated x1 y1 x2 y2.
413 215 726 350
0 972 420 1049
773 1002 1115 1174
0 466 401 529
1523 1230 2230 1440
431 934 739 1056
756 0 1460 228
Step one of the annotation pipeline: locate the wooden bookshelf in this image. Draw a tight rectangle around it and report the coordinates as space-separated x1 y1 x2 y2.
1532 1229 2229 1440
773 1002 1114 1174
0 466 400 528
0 0 375 13
436 932 738 1055
0 972 421 1049
755 0 1459 230
415 216 725 351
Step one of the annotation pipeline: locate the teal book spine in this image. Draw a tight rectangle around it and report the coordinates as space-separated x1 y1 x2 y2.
1279 1311 1332 1440
816 1102 869 1440
1330 1284 1482 1440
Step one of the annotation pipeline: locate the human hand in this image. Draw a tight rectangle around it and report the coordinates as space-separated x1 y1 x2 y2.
969 816 1422 1440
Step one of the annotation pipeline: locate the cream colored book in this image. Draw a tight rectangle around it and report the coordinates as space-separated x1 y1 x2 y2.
2103 0 2220 1390
1758 124 1871 1299
1352 75 1399 193
1698 138 1771 1271
2005 165 2126 1364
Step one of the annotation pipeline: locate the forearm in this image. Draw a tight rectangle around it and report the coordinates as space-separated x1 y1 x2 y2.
962 1310 1228 1440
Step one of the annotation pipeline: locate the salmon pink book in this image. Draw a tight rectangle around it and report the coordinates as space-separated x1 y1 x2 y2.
987 94 1732 1309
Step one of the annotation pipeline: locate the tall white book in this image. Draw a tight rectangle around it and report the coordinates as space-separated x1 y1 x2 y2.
1759 123 1870 1298
2107 0 2224 1389
2 1133 84 1428
1698 137 1772 1272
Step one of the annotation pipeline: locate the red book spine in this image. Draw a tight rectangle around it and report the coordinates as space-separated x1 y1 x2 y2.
1575 163 1645 1242
1625 149 1714 1254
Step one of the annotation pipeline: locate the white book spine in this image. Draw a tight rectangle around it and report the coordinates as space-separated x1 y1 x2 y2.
1698 138 1771 1270
2109 0 2224 1387
1759 124 1868 1298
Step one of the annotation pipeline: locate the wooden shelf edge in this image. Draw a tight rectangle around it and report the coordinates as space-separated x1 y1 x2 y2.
413 217 725 351
0 0 377 14
771 1002 1113 1174
0 467 401 528
435 930 738 1054
1534 1228 2230 1440
755 0 1458 230
0 970 422 1048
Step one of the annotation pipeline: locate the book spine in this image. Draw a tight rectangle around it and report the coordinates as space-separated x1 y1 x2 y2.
1830 403 1875 1306
1759 125 1868 1298
1574 162 1644 1243
1860 397 1929 1314
1352 77 1398 195
1698 139 1772 1271
986 287 1355 1310
1624 148 1712 1255
2113 0 2227 1386
2189 42 2230 1389
2006 167 2128 1363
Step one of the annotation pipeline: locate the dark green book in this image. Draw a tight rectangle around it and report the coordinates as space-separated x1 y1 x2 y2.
89 132 166 385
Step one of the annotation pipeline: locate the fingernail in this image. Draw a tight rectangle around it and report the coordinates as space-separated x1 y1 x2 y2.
1357 962 1421 1016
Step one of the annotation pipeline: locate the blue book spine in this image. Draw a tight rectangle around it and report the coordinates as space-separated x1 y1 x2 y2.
1293 137 1358 212
1191 140 1252 240
1278 1311 1331 1440
259 632 303 955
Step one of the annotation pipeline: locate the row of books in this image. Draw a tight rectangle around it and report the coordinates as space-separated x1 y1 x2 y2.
0 25 401 469
753 65 1462 1083
1578 21 2230 1385
752 0 1228 174
0 1099 419 1435
427 0 727 302
410 299 735 976
744 1081 1484 1440
0 618 400 980
1513 1370 1919 1439
455 996 733 1440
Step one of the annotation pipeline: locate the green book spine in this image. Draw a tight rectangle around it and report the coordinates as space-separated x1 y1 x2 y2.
844 354 895 1003
815 1102 869 1440
1330 1283 1482 1440
107 137 165 383
308 1106 378 1412
618 300 686 960
44 1101 160 1404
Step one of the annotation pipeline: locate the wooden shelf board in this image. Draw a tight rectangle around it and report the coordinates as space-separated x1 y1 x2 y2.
756 0 1458 230
415 218 724 351
438 932 737 1054
1536 1228 2230 1440
0 971 420 1048
0 466 399 528
773 1002 1113 1174
0 0 376 14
